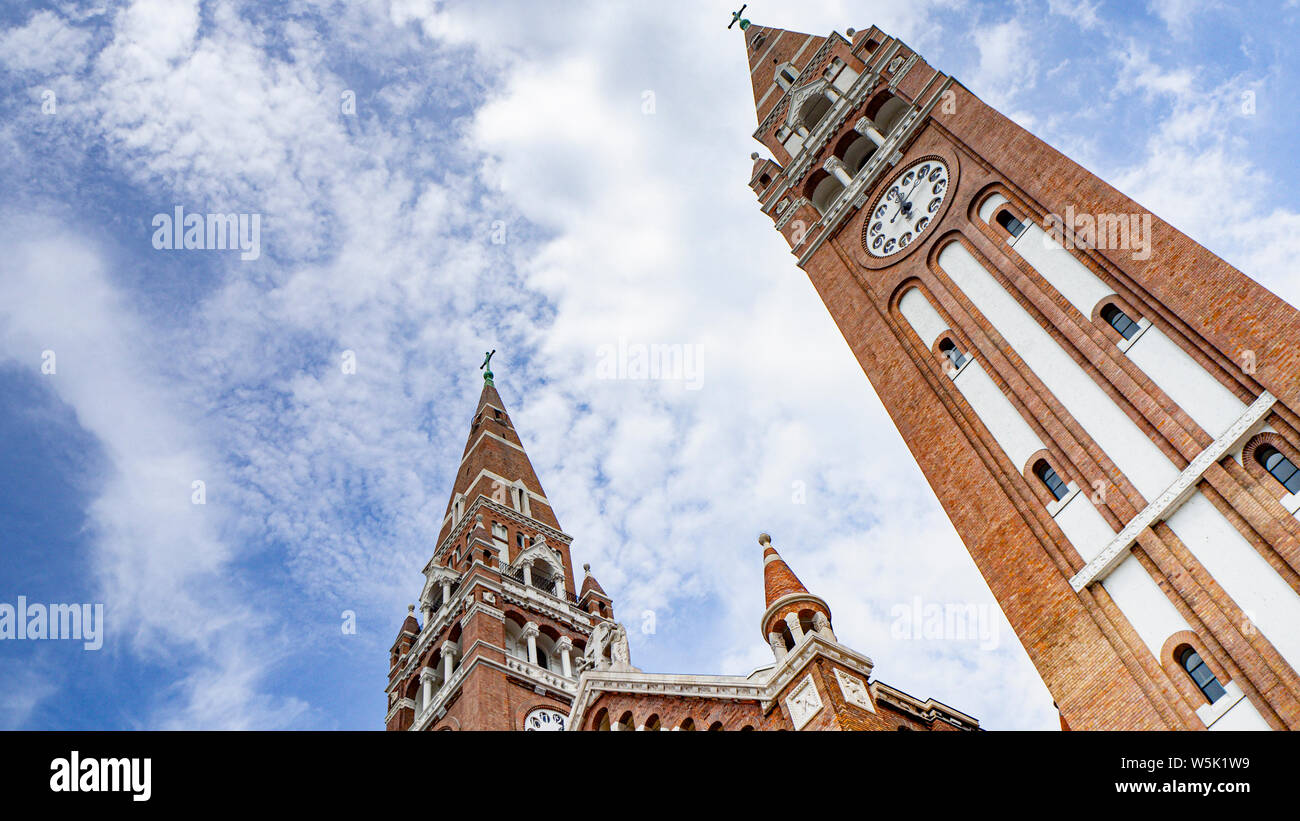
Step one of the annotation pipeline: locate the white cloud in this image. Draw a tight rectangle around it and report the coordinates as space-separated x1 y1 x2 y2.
1147 0 1219 39
0 214 307 729
0 0 1086 731
0 9 91 75
966 18 1039 122
1048 0 1103 30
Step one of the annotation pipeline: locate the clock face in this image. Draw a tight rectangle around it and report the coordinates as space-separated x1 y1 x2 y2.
524 707 567 731
864 159 949 258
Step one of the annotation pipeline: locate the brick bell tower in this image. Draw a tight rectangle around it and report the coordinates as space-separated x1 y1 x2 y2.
385 353 613 731
738 15 1300 730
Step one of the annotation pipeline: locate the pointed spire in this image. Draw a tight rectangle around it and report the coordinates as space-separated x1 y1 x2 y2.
580 562 607 597
400 603 420 636
436 368 565 553
758 533 835 652
760 532 810 607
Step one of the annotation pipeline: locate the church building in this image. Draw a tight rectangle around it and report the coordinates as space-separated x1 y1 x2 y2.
739 15 1300 730
385 359 978 731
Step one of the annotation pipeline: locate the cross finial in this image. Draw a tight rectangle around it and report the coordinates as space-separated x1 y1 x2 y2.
727 4 750 30
480 349 496 385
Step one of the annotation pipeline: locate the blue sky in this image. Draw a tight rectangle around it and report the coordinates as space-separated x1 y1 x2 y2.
2 0 1300 731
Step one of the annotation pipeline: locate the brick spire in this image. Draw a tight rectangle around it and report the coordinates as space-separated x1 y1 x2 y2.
740 24 826 124
435 375 563 547
760 532 809 607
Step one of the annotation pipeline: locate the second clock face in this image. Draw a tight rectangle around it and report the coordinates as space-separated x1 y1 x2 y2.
864 159 949 258
524 707 567 731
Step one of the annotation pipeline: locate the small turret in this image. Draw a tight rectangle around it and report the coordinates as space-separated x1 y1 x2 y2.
758 533 836 660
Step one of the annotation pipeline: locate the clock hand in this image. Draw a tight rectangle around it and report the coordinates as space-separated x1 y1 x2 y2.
890 175 928 224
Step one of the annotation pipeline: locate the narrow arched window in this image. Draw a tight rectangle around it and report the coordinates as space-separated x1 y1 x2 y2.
1256 445 1300 494
1034 460 1069 501
938 339 968 370
775 64 798 91
995 209 1026 238
1100 304 1140 340
1179 647 1226 704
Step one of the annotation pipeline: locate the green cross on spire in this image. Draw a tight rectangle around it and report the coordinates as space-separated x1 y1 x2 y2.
728 4 750 31
480 349 496 385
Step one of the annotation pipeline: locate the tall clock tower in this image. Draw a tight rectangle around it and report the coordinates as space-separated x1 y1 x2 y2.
739 18 1300 730
385 360 613 731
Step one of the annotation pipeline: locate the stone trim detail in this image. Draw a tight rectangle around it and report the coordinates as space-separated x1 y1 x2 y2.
1070 391 1277 590
785 674 824 729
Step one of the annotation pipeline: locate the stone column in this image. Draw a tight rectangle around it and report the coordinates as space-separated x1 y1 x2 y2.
523 622 540 666
813 611 836 642
854 116 887 147
441 580 452 605
784 613 805 644
441 642 458 683
522 564 533 587
769 632 788 661
556 636 574 678
823 156 854 188
419 666 436 707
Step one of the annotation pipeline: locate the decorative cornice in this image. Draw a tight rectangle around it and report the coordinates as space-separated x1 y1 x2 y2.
870 681 980 728
385 697 415 725
394 562 594 685
427 495 572 574
760 38 904 218
888 52 919 91
565 633 875 729
759 591 831 639
410 646 578 731
795 72 953 267
1069 391 1277 591
499 575 593 631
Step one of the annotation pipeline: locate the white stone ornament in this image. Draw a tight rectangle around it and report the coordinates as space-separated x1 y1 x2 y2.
523 707 567 731
835 669 876 713
784 674 824 730
864 159 949 258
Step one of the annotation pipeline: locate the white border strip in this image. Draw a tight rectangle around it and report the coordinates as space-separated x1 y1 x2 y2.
1069 391 1275 591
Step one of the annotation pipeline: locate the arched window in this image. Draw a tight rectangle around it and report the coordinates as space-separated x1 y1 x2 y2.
798 94 833 132
808 173 845 216
1256 445 1300 494
938 339 968 370
775 64 798 91
995 209 1026 238
1100 304 1140 340
1179 647 1226 704
1034 460 1070 501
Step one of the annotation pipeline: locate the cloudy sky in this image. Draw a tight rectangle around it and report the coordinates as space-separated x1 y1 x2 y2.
2 0 1299 731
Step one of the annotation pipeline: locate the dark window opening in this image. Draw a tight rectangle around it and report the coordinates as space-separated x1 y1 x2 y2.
995 209 1026 238
938 338 968 370
1100 304 1140 340
1180 647 1227 704
1034 460 1070 502
1257 445 1300 495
